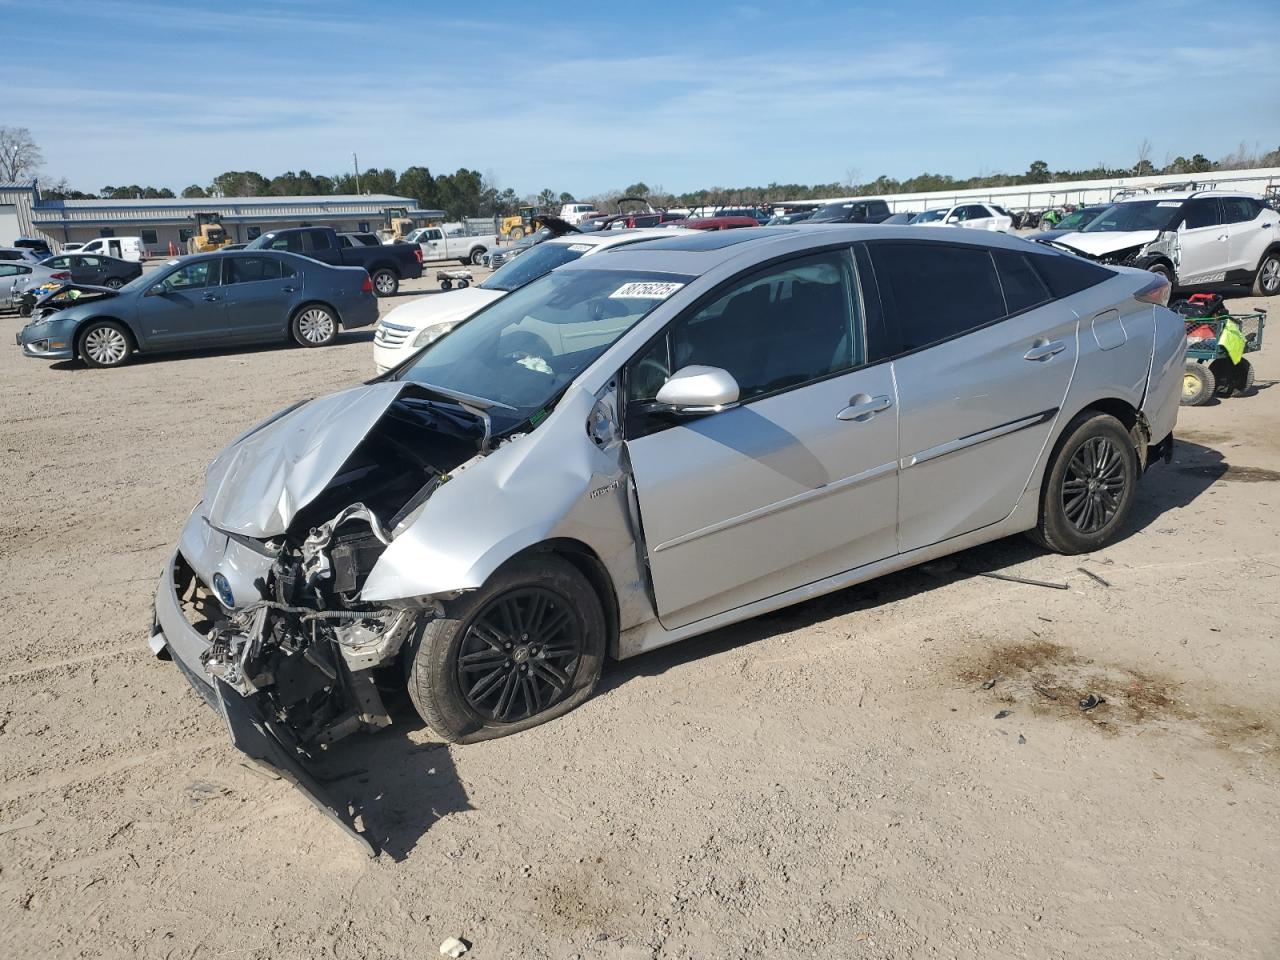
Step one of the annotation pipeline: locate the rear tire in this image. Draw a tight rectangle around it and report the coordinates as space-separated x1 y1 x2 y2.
290 305 337 347
1029 412 1137 555
104 278 124 290
406 555 606 743
470 247 486 266
78 320 133 368
509 227 525 241
1212 357 1255 397
370 269 399 297
1181 362 1215 406
440 279 453 291
1253 251 1280 296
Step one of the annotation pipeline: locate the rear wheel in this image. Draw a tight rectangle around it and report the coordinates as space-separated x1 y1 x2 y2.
1253 252 1280 296
291 305 337 347
406 555 606 743
509 226 525 241
1181 362 1215 406
470 247 487 266
1029 412 1137 554
79 320 133 368
370 268 399 297
1212 357 1254 397
104 277 124 290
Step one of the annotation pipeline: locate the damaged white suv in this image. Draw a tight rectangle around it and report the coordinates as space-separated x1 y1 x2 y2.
151 227 1185 848
1051 191 1280 296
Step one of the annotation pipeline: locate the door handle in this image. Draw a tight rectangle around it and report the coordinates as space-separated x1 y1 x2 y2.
282 285 298 292
837 394 892 421
202 294 221 302
1024 339 1065 361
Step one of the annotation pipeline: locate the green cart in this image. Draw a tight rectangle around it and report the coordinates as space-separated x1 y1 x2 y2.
1180 308 1266 406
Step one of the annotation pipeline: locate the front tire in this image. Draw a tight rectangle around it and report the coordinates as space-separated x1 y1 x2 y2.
1253 252 1280 296
370 268 399 297
407 555 606 743
79 320 133 368
469 247 487 266
291 305 338 347
1029 412 1138 555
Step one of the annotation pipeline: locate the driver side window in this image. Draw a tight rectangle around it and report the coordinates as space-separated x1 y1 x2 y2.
158 260 217 291
626 250 863 408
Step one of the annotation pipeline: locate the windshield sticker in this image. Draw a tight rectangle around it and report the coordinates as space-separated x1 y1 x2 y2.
1157 201 1182 207
567 243 592 252
609 281 685 300
515 355 553 374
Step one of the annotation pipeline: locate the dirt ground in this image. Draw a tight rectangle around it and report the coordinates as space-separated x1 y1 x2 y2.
1 273 1277 960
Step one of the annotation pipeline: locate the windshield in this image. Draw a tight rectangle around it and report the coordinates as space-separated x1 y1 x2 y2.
1054 206 1106 231
910 209 947 223
1081 200 1183 233
479 240 593 292
806 202 854 223
398 268 691 428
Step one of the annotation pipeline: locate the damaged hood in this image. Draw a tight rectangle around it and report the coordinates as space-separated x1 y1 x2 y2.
1053 230 1160 257
380 286 502 332
204 382 415 538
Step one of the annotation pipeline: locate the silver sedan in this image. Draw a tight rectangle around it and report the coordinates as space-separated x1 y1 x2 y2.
150 226 1185 847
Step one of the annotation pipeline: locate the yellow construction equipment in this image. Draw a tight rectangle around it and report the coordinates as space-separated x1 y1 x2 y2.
500 205 543 241
186 212 234 253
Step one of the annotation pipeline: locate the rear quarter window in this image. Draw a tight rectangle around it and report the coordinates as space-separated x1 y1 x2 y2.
1030 252 1115 298
993 250 1052 313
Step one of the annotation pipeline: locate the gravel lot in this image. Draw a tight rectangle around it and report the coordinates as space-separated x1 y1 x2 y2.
1 271 1277 960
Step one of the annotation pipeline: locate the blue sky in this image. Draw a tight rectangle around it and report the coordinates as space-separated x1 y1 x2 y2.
6 0 1279 198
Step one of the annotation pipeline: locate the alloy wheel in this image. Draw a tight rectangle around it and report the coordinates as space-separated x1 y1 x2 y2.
1062 436 1127 534
455 587 582 724
373 272 396 295
84 326 128 365
1262 257 1280 294
297 308 334 343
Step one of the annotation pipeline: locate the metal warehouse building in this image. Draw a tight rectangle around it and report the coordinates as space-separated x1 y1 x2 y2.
0 182 444 254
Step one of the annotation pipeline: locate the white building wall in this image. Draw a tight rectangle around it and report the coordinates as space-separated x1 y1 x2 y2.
0 206 19 246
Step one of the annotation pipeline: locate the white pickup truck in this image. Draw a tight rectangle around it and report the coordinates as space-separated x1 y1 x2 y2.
407 224 498 266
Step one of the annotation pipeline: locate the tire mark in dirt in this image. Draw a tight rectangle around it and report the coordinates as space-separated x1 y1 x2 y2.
0 737 228 803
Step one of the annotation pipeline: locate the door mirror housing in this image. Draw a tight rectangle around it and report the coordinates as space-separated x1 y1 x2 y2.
146 283 166 297
652 365 740 414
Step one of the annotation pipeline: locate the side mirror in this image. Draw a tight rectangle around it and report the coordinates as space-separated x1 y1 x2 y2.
653 365 740 414
146 283 166 297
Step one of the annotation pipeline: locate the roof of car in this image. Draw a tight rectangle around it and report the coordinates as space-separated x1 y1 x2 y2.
540 227 687 251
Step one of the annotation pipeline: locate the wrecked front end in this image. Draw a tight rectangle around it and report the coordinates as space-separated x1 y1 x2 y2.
150 381 495 850
1052 229 1179 272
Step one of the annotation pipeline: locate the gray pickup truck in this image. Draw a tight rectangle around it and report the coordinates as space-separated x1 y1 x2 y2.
247 226 423 296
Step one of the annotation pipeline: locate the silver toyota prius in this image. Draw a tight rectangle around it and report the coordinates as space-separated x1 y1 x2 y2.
151 226 1184 844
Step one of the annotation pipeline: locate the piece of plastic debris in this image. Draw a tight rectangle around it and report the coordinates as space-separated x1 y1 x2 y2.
1017 734 1027 744
994 709 1013 719
1077 567 1112 587
1078 694 1106 712
982 677 998 690
1152 771 1165 780
440 937 470 958
977 571 1069 590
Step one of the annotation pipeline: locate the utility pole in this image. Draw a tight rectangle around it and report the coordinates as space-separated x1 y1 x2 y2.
352 152 362 194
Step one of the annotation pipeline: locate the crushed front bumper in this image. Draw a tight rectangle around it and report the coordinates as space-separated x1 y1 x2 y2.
149 552 375 855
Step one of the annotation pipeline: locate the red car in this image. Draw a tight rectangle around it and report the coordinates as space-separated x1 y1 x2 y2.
681 216 760 231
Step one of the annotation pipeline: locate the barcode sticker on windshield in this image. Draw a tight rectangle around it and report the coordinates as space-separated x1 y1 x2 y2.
609 281 684 300
1157 201 1181 207
567 243 592 252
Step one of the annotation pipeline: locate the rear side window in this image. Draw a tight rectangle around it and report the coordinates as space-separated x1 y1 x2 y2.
227 257 283 284
1221 197 1260 223
305 230 332 251
1029 252 1114 298
869 242 1005 352
994 251 1052 313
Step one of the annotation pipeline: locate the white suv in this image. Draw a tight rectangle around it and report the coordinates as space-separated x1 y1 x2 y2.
912 203 1013 232
1053 191 1280 295
372 228 684 372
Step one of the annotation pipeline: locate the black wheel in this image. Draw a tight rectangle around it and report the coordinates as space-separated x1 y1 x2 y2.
104 277 124 290
370 269 399 297
440 278 453 291
290 305 338 347
1253 251 1280 297
1212 357 1254 397
1145 261 1174 284
78 320 133 368
469 247 486 266
406 555 606 743
1180 362 1215 406
458 279 469 289
1029 412 1137 555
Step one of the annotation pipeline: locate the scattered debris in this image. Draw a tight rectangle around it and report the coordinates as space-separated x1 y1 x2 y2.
440 937 470 958
1037 616 1054 623
1078 694 1106 712
977 571 1069 590
981 677 998 690
186 780 228 805
994 709 1013 719
1077 567 1112 587
1032 684 1059 701
1017 734 1027 745
1152 771 1165 780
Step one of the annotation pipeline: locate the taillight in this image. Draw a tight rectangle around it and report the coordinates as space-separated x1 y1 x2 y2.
361 275 373 294
413 248 423 265
51 271 71 280
1134 272 1171 306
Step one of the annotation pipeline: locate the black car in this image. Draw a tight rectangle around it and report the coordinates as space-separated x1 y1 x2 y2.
803 198 892 224
39 253 143 289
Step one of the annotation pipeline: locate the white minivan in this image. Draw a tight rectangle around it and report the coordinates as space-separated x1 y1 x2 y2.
76 236 147 262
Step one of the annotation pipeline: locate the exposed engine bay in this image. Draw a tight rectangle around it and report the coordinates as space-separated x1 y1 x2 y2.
1052 231 1180 271
180 388 493 759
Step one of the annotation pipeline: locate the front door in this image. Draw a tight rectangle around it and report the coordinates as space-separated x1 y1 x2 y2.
423 229 446 262
136 258 227 347
868 240 1080 552
221 255 296 340
1176 197 1228 284
624 249 900 629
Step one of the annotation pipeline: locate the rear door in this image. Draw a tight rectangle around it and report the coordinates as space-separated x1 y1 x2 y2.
624 248 900 629
1219 196 1268 277
1175 197 1228 284
136 258 228 346
221 255 295 341
74 255 109 285
300 229 341 266
868 240 1080 552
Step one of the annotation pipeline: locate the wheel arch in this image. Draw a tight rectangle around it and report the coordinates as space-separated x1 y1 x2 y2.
1256 241 1280 269
73 315 138 355
504 538 621 659
288 298 342 332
